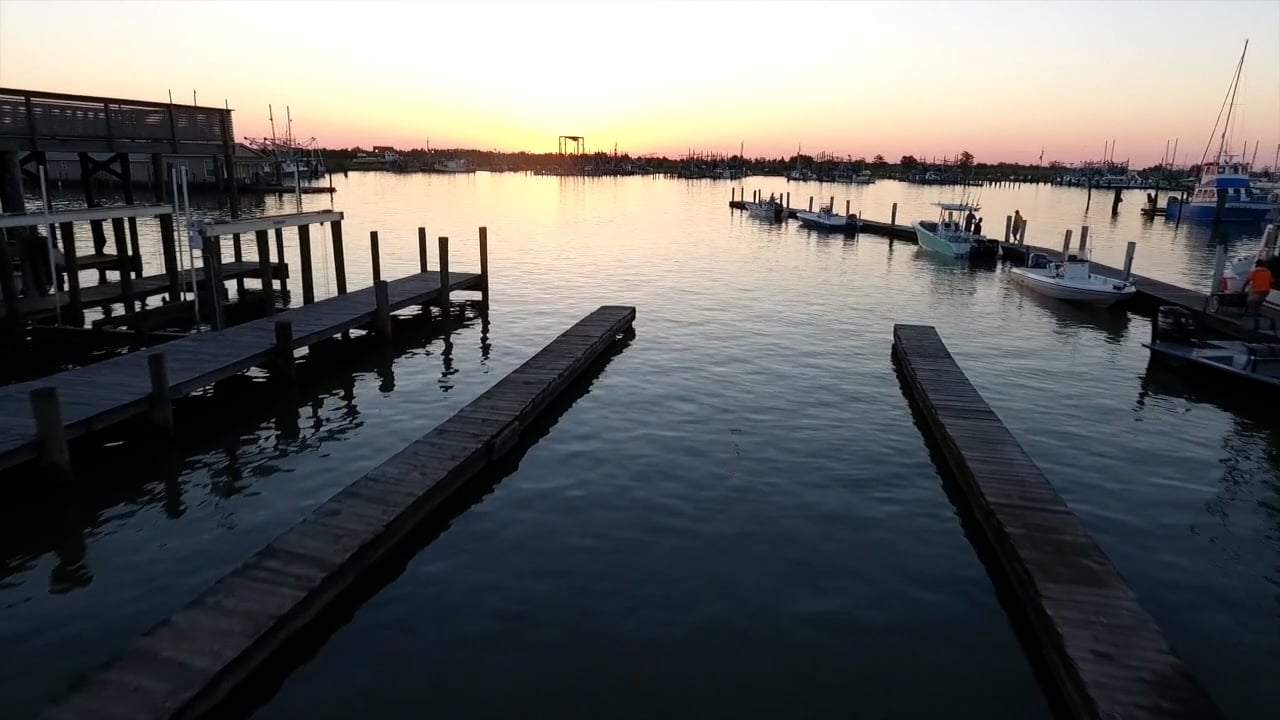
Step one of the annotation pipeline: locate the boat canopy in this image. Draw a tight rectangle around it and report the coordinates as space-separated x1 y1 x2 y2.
934 202 980 212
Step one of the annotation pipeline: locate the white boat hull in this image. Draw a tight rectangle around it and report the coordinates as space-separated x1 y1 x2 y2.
1010 267 1136 307
797 211 856 230
912 222 969 257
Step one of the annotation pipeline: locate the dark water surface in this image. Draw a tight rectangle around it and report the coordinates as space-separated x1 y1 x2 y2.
2 175 1276 719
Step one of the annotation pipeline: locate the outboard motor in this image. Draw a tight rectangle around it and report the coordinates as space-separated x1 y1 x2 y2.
1153 305 1196 344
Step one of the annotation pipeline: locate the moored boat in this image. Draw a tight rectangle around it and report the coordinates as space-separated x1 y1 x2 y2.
912 202 982 257
744 195 788 222
1009 249 1136 307
1145 305 1280 394
796 202 858 231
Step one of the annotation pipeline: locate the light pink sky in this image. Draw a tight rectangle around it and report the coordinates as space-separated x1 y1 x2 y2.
2 1 1277 167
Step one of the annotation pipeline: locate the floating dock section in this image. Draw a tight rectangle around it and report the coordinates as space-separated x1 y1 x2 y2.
892 324 1224 720
44 305 636 720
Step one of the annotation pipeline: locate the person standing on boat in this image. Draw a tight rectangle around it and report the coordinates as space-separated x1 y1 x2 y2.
964 210 976 233
973 217 984 237
1012 209 1024 240
1242 259 1273 315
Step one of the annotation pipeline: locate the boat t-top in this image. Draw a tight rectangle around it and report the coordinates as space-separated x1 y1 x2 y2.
744 193 788 222
913 202 983 257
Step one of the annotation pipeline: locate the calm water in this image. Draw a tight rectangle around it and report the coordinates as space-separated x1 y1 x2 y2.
2 175 1277 719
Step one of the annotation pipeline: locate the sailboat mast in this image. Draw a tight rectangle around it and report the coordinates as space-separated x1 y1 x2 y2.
1217 39 1248 161
269 104 277 146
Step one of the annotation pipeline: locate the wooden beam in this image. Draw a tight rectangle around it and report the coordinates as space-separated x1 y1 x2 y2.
0 203 177 228
331 219 347 295
297 225 314 304
255 229 274 315
58 221 82 319
195 211 343 237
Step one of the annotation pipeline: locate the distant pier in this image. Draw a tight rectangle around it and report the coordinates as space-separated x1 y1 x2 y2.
893 324 1226 720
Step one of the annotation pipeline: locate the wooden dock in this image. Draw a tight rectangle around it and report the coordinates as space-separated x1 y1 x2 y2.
42 305 637 720
892 324 1225 720
0 269 481 475
728 199 917 241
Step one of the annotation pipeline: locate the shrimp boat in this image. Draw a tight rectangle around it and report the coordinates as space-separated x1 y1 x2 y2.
1010 249 1136 307
796 202 859 231
1166 40 1280 223
744 194 788 222
912 202 983 257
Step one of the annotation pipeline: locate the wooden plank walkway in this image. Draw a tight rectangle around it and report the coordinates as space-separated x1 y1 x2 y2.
0 262 289 321
728 200 917 240
892 324 1225 720
42 305 636 720
0 270 480 473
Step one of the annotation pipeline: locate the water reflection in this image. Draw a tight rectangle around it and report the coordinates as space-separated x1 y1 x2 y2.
0 302 485 596
1007 280 1131 346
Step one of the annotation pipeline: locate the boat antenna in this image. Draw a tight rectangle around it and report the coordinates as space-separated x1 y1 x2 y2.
1200 39 1248 166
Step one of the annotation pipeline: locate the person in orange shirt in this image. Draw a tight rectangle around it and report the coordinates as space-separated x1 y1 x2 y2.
1242 260 1272 315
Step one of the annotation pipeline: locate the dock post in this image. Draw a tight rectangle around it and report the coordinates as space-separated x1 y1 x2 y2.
31 386 71 481
437 236 450 311
731 187 734 202
373 280 392 337
111 217 136 324
147 352 174 434
158 213 180 302
1111 187 1122 215
274 227 288 296
58 222 82 322
891 202 898 225
418 227 428 272
297 225 314 305
829 195 834 211
785 192 790 210
845 199 850 215
1003 215 1012 243
478 227 490 313
808 196 814 212
1078 225 1089 254
1020 221 1028 245
331 220 347 295
231 232 245 295
273 319 295 382
255 229 275 315
1122 242 1137 280
1061 229 1073 259
370 230 381 283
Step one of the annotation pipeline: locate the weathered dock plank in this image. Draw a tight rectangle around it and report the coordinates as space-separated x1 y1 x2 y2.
0 271 482 473
43 305 635 720
892 324 1224 720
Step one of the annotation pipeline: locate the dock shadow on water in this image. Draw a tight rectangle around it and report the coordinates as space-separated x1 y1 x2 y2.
0 302 486 598
891 358 1066 720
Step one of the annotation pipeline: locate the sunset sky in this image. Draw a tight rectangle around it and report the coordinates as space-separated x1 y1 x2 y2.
1 0 1277 167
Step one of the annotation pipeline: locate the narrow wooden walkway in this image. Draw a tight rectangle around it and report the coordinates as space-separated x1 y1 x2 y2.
892 324 1224 720
728 200 917 240
43 305 636 720
0 271 480 473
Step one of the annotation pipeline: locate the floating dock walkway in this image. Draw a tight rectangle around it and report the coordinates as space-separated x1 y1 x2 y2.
893 324 1224 720
0 268 482 475
43 305 636 720
728 198 917 241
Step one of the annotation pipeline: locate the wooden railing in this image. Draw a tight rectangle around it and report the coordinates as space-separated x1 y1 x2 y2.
0 88 233 152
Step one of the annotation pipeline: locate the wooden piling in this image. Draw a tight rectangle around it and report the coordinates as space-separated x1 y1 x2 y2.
0 230 23 342
829 195 834 211
1111 187 1123 215
1003 215 1012 243
891 202 898 225
200 234 225 331
845 199 850 215
1020 221 1029 244
297 224 314 305
370 230 381 283
273 227 287 295
30 386 70 480
231 232 245 295
58 222 82 320
147 352 173 434
255 229 275 315
273 319 295 381
373 280 391 337
158 213 181 302
1122 241 1137 279
111 217 136 322
1078 225 1089 255
418 227 428 272
808 196 814 212
479 226 490 312
330 220 347 295
438 236 450 310
730 187 735 202
1061 229 1073 260
785 192 790 210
